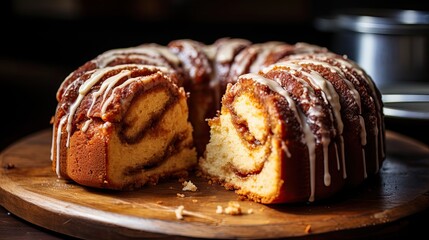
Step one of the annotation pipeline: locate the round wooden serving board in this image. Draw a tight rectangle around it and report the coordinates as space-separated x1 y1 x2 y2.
1 129 429 239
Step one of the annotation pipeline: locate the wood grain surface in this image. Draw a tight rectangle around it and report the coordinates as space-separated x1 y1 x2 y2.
1 129 429 239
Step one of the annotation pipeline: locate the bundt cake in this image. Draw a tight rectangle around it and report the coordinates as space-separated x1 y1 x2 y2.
51 38 385 203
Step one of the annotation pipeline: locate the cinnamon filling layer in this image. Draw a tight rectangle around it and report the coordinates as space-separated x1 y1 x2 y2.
224 95 268 149
119 86 179 144
224 89 272 178
229 149 270 178
123 132 190 176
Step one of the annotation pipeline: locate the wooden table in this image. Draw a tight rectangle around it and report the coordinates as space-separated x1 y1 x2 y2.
2 205 429 240
1 129 429 240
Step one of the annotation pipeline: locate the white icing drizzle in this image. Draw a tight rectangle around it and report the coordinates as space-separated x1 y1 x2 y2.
57 71 75 100
267 60 377 180
203 44 217 60
342 77 369 178
298 59 343 75
316 57 381 178
83 69 132 129
238 73 302 137
65 65 132 146
274 62 345 140
152 45 181 66
97 54 167 68
261 59 363 199
261 55 384 189
323 54 383 168
322 135 331 186
232 47 257 77
324 55 382 172
262 61 344 138
299 109 317 202
178 40 213 80
100 74 157 118
96 46 180 68
215 39 250 63
81 119 92 132
179 41 199 58
287 74 333 187
287 56 370 151
208 39 250 103
291 59 374 184
56 116 67 177
334 143 340 171
249 42 284 73
66 94 85 147
364 75 385 161
239 73 299 122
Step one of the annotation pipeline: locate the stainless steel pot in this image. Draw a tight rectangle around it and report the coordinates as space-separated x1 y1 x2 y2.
315 9 429 90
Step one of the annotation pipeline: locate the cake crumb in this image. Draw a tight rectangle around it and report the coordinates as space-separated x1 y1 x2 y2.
305 224 311 233
224 201 242 215
192 199 198 203
156 201 163 204
176 193 185 198
182 180 197 192
247 209 254 214
208 180 213 185
169 186 174 190
175 205 185 220
216 205 223 214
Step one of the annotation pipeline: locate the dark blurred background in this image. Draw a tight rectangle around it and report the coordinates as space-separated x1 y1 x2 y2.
0 0 427 151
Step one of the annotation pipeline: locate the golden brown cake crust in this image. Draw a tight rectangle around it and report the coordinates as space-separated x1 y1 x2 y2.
67 119 109 188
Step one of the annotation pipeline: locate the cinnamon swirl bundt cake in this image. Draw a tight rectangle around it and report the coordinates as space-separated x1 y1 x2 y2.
51 38 385 203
